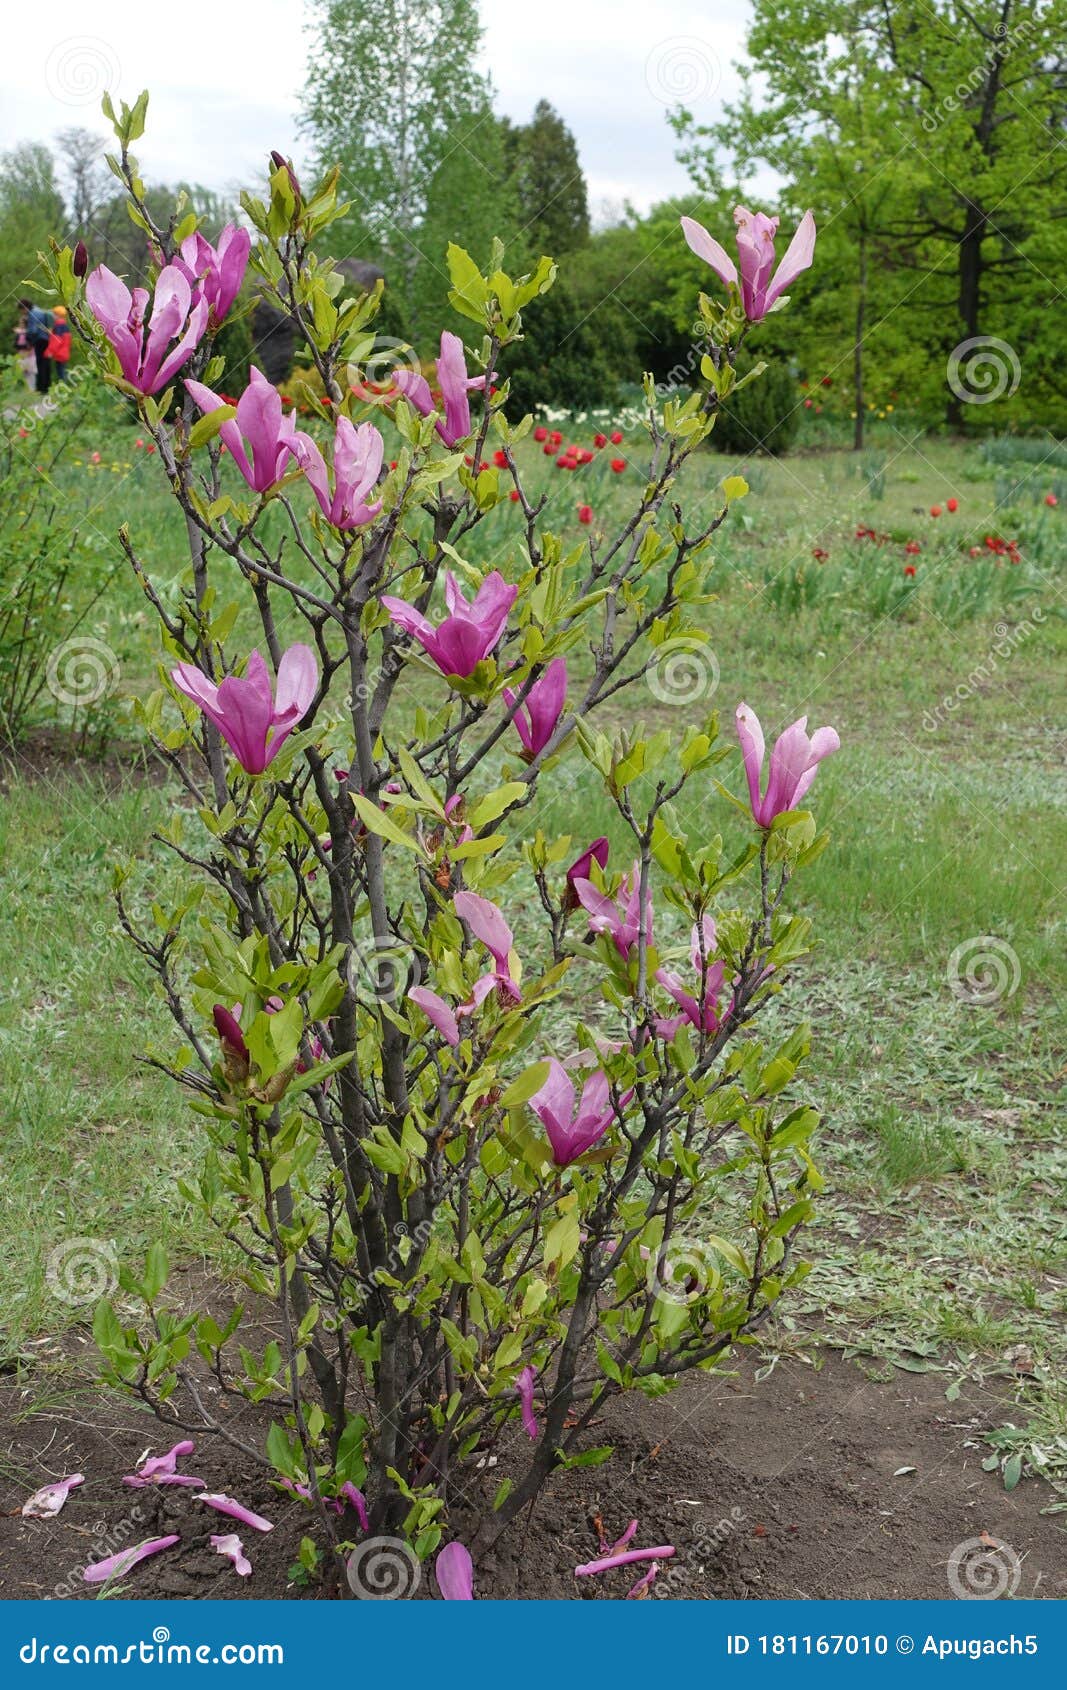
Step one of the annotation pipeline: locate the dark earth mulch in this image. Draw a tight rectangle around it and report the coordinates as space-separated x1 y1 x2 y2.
2 1349 1063 1601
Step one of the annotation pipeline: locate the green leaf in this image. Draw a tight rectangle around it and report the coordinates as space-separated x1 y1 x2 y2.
499 1061 551 1108
543 1209 580 1269
351 793 420 851
143 1243 169 1302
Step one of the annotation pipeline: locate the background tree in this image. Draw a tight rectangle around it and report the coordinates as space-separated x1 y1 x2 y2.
673 0 1067 430
301 0 490 329
0 143 65 312
503 99 590 257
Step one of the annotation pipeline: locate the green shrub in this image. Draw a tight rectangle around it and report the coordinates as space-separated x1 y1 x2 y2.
713 355 799 456
0 364 120 749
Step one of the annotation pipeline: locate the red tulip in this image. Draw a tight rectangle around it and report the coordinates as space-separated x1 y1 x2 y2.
610 431 623 445
1046 492 1058 507
930 505 942 517
534 426 548 441
903 564 916 578
610 458 626 473
578 505 593 524
946 497 958 512
593 432 607 447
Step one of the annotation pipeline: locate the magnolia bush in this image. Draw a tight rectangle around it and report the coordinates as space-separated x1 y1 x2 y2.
47 93 838 1583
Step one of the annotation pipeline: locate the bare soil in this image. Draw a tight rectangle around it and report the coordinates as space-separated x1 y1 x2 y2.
2 1348 1063 1602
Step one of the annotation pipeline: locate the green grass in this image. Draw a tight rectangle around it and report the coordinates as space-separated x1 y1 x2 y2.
2 393 1065 1498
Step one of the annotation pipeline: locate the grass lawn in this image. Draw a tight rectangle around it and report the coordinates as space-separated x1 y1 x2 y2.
2 400 1064 1503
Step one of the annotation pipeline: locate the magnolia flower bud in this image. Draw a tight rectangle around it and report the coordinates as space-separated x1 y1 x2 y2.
73 240 88 278
212 1004 250 1084
270 151 301 205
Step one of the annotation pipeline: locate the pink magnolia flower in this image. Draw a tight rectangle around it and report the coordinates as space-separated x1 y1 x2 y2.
530 1059 629 1168
393 332 488 446
171 645 317 775
655 916 727 1040
681 206 816 321
211 1533 252 1576
453 890 521 1004
174 226 250 326
503 658 567 759
735 703 840 827
382 570 516 679
515 1365 538 1439
435 1540 474 1600
86 263 209 394
22 1473 84 1518
288 415 384 530
185 366 296 493
574 861 653 961
123 1439 203 1488
196 1493 274 1533
84 1535 180 1585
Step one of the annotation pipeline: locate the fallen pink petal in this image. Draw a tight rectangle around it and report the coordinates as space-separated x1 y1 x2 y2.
574 1545 676 1577
83 1535 181 1585
196 1493 275 1533
22 1474 84 1518
435 1540 475 1600
211 1533 253 1577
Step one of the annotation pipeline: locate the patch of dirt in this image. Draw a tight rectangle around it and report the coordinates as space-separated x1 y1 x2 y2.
1 1350 1062 1601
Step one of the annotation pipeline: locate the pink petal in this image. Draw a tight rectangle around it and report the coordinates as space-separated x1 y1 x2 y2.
211 1533 252 1576
766 210 817 308
453 891 514 971
680 216 738 289
574 1545 676 1577
84 1535 180 1584
435 1540 474 1600
735 702 767 822
22 1474 84 1519
340 1482 369 1532
515 1365 539 1440
408 986 460 1048
626 1561 660 1598
196 1493 274 1533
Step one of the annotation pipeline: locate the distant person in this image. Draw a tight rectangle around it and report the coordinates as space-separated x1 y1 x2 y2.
21 297 54 394
13 306 36 388
46 306 72 382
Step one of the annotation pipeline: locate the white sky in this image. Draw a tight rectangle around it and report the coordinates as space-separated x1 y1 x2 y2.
1 0 752 215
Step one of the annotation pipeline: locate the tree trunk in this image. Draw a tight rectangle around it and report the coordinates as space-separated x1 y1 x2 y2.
853 232 867 451
946 209 986 429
